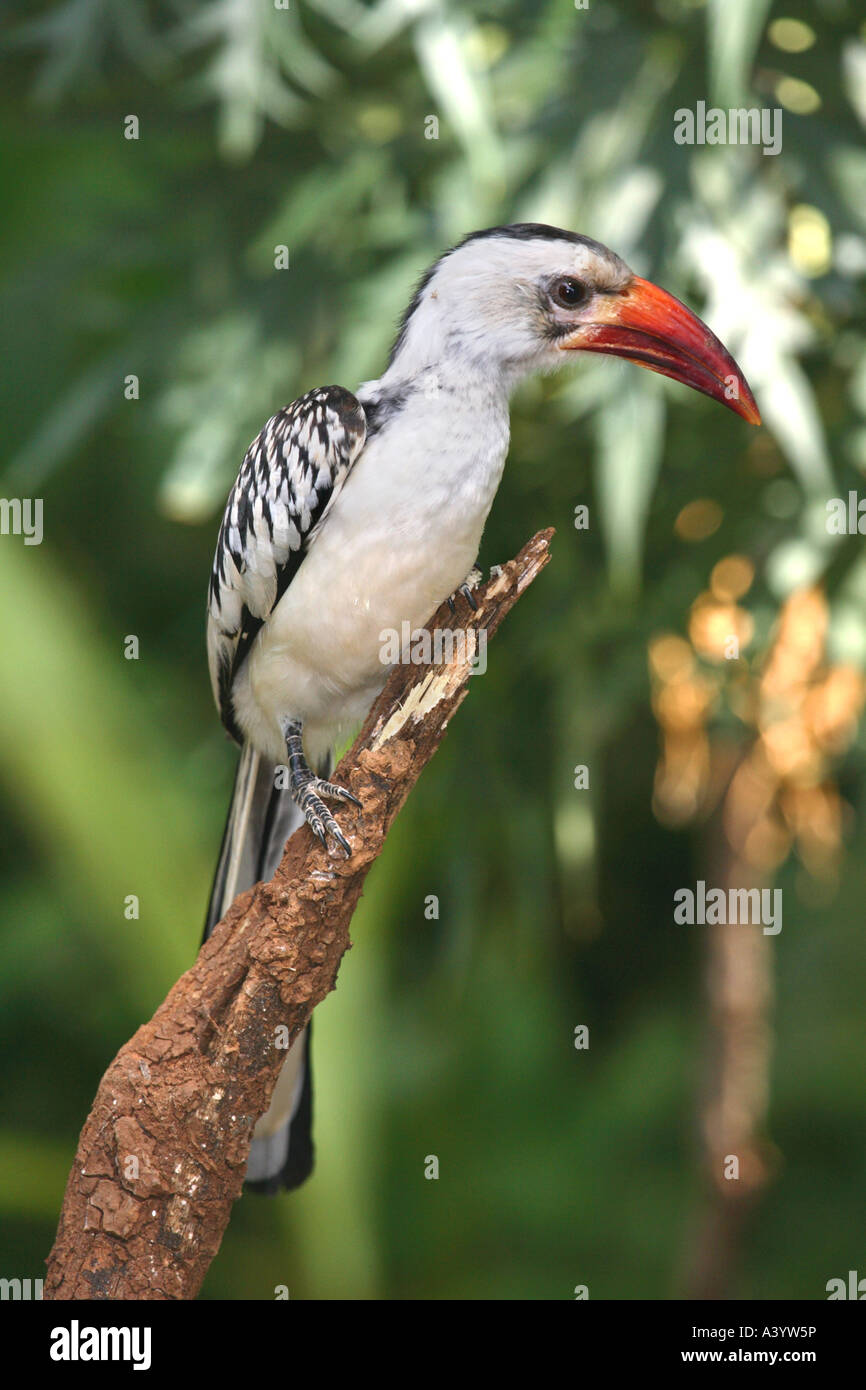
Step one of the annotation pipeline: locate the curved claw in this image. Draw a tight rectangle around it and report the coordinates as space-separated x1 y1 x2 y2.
316 780 363 809
325 821 351 857
448 567 482 613
294 778 357 857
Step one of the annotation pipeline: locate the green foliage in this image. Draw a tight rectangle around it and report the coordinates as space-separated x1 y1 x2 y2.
1 0 865 1300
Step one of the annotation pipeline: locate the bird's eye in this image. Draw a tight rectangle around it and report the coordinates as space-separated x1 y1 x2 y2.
551 276 588 309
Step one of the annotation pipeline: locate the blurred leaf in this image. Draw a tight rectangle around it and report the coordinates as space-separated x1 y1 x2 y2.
157 315 300 521
595 374 666 595
5 358 120 489
707 0 773 108
0 1134 71 1218
842 40 866 128
0 544 205 1003
413 7 505 196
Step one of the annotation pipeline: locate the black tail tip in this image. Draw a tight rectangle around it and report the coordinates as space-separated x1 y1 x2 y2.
245 1142 315 1196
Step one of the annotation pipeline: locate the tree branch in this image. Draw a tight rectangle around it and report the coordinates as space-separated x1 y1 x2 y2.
44 528 554 1300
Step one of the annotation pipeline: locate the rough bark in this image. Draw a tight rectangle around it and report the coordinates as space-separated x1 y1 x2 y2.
44 529 553 1300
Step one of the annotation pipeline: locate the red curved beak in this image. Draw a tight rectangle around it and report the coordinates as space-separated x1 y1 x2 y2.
559 276 761 425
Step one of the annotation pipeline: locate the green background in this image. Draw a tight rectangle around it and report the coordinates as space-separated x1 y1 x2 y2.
1 0 865 1299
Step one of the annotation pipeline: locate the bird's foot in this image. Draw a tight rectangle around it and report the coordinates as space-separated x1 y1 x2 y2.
293 776 361 857
447 566 483 614
281 720 361 857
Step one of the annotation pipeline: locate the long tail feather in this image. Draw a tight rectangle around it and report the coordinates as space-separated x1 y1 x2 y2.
203 742 315 1193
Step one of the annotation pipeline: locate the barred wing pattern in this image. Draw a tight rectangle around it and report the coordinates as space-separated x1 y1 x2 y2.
207 385 367 741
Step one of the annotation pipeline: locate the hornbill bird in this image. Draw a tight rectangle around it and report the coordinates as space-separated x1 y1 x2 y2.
203 223 760 1193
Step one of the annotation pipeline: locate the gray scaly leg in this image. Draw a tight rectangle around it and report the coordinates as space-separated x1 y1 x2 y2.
281 718 361 856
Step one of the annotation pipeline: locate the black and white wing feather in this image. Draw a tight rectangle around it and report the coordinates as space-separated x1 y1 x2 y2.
207 385 367 742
